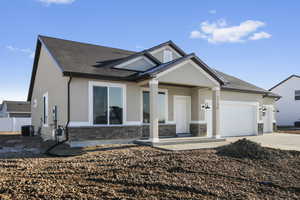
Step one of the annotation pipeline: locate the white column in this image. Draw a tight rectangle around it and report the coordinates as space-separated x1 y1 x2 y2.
212 87 221 138
149 79 159 143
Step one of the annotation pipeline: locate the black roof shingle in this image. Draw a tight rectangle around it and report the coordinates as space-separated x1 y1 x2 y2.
27 35 280 100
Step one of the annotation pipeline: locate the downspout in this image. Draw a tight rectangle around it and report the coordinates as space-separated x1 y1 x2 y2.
65 76 72 141
45 76 72 156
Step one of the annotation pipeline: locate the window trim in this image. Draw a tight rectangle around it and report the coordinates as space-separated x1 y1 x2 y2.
42 92 48 127
89 81 126 126
140 87 168 124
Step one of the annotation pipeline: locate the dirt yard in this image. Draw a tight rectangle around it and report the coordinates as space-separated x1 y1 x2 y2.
278 130 300 134
0 141 299 199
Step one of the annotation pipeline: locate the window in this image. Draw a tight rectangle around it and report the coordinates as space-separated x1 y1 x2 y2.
92 84 124 125
163 50 173 63
143 91 166 123
43 93 48 126
295 90 300 100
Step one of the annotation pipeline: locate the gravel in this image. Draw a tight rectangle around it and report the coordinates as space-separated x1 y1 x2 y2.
0 144 299 199
216 138 299 160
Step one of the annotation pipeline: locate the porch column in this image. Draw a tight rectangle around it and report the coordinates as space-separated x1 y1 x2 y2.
149 79 159 143
212 87 221 138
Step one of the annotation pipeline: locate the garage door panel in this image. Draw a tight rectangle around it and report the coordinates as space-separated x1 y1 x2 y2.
220 103 256 137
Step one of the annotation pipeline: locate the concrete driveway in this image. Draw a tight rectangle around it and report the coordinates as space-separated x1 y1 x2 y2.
158 133 300 151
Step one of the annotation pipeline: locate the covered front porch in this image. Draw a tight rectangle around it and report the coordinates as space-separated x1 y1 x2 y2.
137 57 224 144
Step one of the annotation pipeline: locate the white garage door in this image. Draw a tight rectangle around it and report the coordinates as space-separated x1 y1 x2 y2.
220 103 256 137
207 101 257 137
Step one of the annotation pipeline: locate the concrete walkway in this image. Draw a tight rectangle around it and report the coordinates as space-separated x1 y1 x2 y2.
157 133 300 151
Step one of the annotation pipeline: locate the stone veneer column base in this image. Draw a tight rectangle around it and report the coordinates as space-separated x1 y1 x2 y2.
258 123 264 135
190 123 207 137
142 124 176 138
273 123 277 132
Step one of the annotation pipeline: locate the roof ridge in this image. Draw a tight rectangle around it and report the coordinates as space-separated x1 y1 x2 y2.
38 35 136 54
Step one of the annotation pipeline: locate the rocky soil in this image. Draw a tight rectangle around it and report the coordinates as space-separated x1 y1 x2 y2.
0 141 300 199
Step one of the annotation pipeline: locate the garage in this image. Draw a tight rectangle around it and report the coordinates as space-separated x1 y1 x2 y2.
206 101 258 137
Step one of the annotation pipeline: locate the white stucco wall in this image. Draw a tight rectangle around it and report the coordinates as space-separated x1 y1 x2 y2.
271 76 300 126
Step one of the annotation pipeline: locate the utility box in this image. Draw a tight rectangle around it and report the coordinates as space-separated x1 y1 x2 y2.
21 125 34 136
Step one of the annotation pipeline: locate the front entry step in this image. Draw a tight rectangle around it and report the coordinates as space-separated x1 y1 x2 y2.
176 133 193 137
134 137 226 147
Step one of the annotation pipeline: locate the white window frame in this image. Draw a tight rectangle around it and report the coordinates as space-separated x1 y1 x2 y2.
163 50 173 63
42 92 48 127
88 81 126 126
140 87 168 124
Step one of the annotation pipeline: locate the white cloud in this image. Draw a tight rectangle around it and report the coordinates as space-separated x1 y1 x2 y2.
209 10 217 14
190 19 271 44
6 45 35 59
38 0 75 5
249 31 272 40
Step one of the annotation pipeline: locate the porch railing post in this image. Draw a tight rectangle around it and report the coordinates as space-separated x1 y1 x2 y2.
212 87 221 138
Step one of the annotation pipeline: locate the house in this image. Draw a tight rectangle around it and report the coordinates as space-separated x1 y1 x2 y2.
0 101 31 132
0 101 31 118
27 35 279 146
269 75 300 126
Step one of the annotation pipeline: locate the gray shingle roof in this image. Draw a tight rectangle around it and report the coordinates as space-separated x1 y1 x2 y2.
3 101 31 113
39 35 138 79
28 35 279 100
214 70 269 94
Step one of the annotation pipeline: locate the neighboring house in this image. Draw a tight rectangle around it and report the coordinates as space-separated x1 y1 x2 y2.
269 75 300 126
0 101 31 118
0 101 31 132
27 35 279 146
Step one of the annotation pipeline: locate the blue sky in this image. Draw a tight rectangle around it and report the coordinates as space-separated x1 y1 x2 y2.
0 0 299 103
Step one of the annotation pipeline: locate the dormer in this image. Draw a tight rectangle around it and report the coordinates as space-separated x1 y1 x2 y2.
147 41 186 63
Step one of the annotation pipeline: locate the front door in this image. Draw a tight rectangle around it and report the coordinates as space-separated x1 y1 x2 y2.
174 96 190 134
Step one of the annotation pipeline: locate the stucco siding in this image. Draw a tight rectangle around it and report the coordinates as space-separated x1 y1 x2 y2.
70 78 141 123
69 80 193 124
31 45 68 140
160 85 192 121
158 62 218 87
69 78 89 122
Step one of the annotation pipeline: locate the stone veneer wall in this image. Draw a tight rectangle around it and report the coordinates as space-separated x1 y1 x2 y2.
141 124 176 138
258 123 264 135
273 123 277 132
190 124 207 137
68 124 176 141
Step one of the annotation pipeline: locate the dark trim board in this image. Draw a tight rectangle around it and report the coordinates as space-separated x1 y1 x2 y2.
27 40 42 101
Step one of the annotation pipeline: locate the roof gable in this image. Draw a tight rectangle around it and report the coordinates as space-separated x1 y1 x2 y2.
27 35 279 100
157 59 220 87
269 75 300 91
2 101 31 113
114 56 156 72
